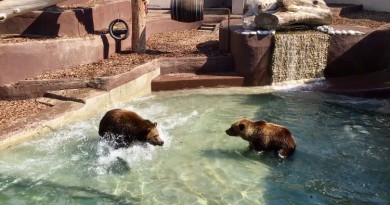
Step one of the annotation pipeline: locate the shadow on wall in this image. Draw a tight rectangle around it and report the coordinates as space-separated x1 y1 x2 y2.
325 24 390 78
21 11 61 36
21 7 95 36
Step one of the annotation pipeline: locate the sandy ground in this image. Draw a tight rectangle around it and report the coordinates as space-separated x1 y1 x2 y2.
1 10 390 131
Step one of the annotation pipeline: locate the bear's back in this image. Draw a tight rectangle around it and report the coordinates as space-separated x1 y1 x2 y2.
262 122 296 152
98 109 147 137
250 121 296 156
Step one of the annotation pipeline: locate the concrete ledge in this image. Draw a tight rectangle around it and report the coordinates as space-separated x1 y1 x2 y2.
158 55 234 74
1 55 234 99
0 35 117 85
0 79 89 99
88 60 160 91
152 73 244 91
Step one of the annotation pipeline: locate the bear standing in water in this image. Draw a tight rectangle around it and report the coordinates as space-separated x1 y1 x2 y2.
99 109 164 149
226 117 296 158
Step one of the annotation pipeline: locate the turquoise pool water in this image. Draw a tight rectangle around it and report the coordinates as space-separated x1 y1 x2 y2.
0 87 389 204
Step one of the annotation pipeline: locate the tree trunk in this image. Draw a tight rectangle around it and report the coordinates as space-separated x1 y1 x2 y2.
254 0 332 30
132 0 147 53
0 0 67 22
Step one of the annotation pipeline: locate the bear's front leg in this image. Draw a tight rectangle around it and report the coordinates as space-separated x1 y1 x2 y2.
248 142 254 150
249 142 265 155
277 148 290 159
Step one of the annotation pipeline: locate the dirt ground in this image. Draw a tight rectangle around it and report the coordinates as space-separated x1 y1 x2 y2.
1 9 390 131
0 29 221 130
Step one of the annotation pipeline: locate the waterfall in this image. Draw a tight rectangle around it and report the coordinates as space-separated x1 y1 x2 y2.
271 32 330 83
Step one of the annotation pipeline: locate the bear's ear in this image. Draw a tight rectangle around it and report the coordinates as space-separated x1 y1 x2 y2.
241 116 247 119
153 122 157 127
239 123 245 131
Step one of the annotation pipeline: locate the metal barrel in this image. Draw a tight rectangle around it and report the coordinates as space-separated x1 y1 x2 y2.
171 0 204 22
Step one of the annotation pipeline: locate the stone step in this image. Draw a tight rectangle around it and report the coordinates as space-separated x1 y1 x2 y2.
44 88 105 103
198 23 219 31
151 72 244 91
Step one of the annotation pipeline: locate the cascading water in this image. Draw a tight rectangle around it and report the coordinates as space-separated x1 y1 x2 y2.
271 32 330 83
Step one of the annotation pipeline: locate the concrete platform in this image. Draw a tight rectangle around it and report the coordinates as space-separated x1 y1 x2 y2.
0 56 235 99
151 73 244 91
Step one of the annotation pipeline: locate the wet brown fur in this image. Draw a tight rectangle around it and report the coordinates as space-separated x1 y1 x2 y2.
226 117 296 158
99 109 163 148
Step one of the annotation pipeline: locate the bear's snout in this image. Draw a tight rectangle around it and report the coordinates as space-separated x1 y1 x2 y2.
156 140 164 146
148 136 164 146
225 128 235 136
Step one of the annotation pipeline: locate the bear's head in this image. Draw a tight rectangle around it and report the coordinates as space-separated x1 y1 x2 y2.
145 121 164 146
226 117 265 141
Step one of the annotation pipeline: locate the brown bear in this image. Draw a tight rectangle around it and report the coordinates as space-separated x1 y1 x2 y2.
99 109 164 149
226 117 296 158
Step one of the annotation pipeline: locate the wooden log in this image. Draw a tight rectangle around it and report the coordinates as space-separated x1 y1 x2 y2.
132 0 147 53
0 0 67 22
253 0 333 30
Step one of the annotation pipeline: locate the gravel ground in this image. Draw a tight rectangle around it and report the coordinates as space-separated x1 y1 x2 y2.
333 10 390 28
0 99 51 130
0 29 220 130
1 9 389 131
25 29 220 80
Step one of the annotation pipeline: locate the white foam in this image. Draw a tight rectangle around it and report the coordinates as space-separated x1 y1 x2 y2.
124 103 168 119
18 121 97 154
271 78 326 91
94 107 198 174
160 110 198 130
95 141 156 174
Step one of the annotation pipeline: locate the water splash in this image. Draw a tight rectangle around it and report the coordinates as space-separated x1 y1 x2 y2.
94 107 199 175
95 141 155 175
